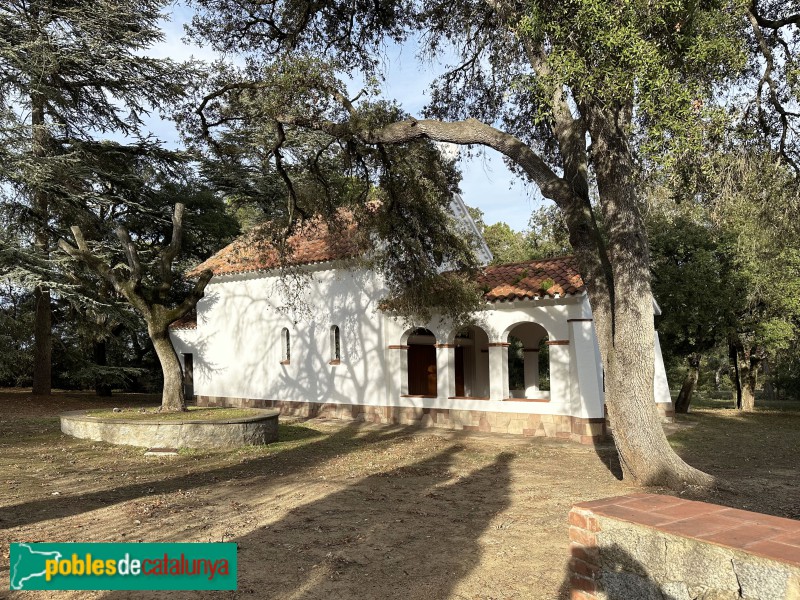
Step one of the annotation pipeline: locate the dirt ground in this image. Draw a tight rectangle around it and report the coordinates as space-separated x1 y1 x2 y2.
1 390 798 599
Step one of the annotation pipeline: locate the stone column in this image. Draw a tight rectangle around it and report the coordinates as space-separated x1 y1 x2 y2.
435 344 455 399
567 319 604 418
523 348 540 398
387 345 409 396
547 340 571 405
488 342 509 401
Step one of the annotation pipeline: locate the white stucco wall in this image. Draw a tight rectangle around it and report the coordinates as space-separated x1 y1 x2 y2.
172 262 389 408
171 263 670 422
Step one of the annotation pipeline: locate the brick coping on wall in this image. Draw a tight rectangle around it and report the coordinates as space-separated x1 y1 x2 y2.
196 395 607 444
572 493 800 567
568 493 800 598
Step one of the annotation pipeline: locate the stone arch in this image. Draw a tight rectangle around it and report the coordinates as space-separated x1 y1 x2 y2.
403 327 437 397
504 322 551 400
449 324 491 398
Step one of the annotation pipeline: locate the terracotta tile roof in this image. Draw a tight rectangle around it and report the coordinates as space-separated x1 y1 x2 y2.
169 313 197 330
188 215 361 278
476 256 585 302
186 211 582 303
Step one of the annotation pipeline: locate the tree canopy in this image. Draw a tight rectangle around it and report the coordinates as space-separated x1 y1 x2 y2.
178 0 773 487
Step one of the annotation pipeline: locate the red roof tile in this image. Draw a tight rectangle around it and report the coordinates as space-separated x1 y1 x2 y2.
169 313 197 330
188 215 361 278
187 214 583 303
477 256 584 301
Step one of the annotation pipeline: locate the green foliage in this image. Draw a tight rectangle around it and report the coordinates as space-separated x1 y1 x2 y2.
483 223 532 265
0 284 34 385
0 0 210 391
706 152 800 355
649 208 743 357
473 204 571 266
649 145 800 401
526 205 572 260
181 59 484 324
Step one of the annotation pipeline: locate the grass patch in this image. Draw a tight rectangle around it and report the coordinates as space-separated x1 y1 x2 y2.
671 389 800 412
85 407 266 421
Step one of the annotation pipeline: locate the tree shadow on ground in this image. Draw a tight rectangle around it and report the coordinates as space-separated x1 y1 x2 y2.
664 410 800 519
590 435 624 481
0 421 420 530
97 446 515 600
557 542 682 600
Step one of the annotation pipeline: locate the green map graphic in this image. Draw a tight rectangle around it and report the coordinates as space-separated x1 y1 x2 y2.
10 543 63 590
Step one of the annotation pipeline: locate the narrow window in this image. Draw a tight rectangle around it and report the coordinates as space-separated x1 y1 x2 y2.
281 327 290 364
330 325 341 364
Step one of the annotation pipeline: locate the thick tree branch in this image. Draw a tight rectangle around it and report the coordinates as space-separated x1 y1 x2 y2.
750 1 800 29
160 202 185 289
166 269 214 324
748 7 800 172
114 225 142 285
58 230 118 290
522 39 591 203
272 124 307 222
58 227 149 317
274 113 572 200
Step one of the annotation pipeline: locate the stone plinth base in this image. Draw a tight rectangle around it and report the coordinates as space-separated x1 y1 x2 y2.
196 396 606 445
60 409 279 449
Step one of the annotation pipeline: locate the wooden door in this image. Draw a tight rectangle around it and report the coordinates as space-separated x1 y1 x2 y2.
408 345 436 396
454 346 465 397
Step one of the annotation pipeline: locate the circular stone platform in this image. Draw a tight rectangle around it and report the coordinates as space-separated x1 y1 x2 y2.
60 409 280 449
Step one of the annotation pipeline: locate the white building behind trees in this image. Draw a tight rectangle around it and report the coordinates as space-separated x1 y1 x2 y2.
171 200 673 443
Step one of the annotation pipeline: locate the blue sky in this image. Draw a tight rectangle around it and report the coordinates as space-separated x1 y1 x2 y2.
146 5 544 228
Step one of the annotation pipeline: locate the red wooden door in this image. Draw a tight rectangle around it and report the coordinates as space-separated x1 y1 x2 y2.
408 345 436 395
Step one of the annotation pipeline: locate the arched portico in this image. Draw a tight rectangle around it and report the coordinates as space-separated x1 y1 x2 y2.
404 327 437 396
505 322 551 400
449 325 490 398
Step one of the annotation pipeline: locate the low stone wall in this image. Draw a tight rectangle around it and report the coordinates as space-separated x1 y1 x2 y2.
196 395 607 444
568 493 800 599
60 409 279 449
656 402 675 423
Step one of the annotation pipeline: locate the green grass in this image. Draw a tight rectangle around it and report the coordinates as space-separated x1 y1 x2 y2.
85 406 266 421
671 389 800 412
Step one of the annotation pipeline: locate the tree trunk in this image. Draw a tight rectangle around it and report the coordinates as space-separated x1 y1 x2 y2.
584 102 714 490
729 339 742 409
733 343 759 413
58 207 210 413
30 93 52 396
148 321 186 412
762 358 775 402
741 350 760 412
94 339 112 397
32 285 52 395
741 376 755 411
675 354 701 414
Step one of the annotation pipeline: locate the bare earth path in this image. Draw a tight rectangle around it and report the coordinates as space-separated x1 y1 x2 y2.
0 390 798 599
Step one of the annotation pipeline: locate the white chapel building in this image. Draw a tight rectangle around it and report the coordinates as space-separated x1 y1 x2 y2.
170 196 674 444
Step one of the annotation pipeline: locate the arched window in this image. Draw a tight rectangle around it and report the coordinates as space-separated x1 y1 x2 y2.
330 325 341 364
281 327 290 364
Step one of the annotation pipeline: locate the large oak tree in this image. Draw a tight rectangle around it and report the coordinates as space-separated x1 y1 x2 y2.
182 0 800 489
